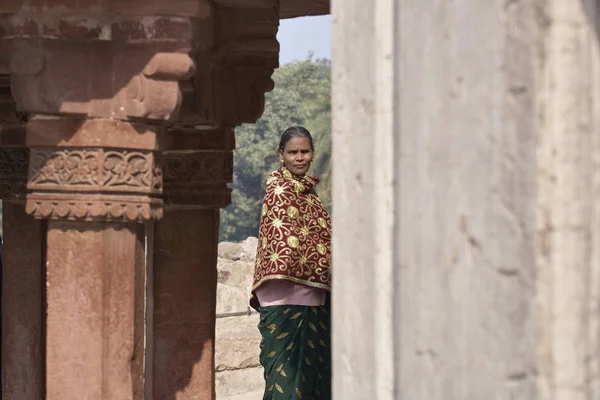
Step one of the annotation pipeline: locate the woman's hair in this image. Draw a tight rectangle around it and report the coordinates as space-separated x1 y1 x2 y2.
278 126 315 152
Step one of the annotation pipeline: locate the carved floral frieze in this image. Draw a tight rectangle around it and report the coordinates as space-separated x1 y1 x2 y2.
26 148 163 222
163 152 233 184
0 147 28 200
28 149 162 193
162 151 233 208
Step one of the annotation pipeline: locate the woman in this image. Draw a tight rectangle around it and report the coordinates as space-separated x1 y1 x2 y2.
251 126 332 399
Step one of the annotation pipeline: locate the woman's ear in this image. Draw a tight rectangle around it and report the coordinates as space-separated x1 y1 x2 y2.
278 149 284 162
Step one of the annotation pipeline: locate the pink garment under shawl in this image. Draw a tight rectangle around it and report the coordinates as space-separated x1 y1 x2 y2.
255 280 326 307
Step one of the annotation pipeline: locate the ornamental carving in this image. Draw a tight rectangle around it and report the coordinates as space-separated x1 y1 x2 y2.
163 152 233 184
8 42 196 121
28 149 161 193
25 194 163 222
0 148 28 178
162 151 233 208
188 1 280 126
26 148 163 222
213 64 277 126
29 150 98 187
0 148 29 200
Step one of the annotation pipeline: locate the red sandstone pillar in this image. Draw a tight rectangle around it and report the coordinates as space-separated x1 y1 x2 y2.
152 128 233 400
0 134 44 399
153 209 219 399
44 222 145 399
1 201 44 400
2 4 199 393
22 119 164 400
1 2 280 398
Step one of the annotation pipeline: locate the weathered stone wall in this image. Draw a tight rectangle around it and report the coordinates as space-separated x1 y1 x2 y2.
215 238 262 398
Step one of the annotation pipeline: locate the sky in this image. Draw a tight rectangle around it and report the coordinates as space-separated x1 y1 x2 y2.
277 15 332 65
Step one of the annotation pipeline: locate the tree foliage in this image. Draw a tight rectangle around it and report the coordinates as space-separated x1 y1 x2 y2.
219 56 332 242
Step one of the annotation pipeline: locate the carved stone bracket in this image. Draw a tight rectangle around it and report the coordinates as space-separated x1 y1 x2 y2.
0 70 28 200
26 148 163 221
0 148 28 200
2 5 204 122
9 44 196 121
162 151 233 209
179 0 280 127
211 1 280 126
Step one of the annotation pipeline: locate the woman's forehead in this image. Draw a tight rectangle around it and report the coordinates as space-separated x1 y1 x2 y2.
284 137 311 149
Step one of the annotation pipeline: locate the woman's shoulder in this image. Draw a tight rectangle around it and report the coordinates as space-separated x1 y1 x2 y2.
264 169 283 189
264 169 295 191
264 168 319 196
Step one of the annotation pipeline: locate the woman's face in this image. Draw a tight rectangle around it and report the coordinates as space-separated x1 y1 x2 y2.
279 136 314 177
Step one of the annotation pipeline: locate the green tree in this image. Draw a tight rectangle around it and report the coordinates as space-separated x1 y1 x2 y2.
219 56 332 242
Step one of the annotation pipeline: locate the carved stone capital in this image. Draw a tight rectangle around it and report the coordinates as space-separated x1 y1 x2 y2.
25 148 162 222
2 3 209 122
3 1 280 128
9 44 196 121
210 1 280 126
0 148 28 200
177 0 279 127
162 150 232 209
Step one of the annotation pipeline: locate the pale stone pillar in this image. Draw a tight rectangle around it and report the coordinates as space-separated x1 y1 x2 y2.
332 0 600 399
537 1 600 398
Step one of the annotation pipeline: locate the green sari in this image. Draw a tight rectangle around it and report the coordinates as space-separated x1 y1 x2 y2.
258 297 331 399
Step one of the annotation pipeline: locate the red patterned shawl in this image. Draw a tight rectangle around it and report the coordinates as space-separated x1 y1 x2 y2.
250 166 332 310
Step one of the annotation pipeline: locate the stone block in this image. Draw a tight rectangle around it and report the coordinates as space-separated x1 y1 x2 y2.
215 368 263 398
215 315 261 372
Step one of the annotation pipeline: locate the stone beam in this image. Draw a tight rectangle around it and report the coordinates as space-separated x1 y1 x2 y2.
279 0 329 19
213 0 328 19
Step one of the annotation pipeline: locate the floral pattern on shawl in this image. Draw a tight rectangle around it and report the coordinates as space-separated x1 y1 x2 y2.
252 166 332 297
